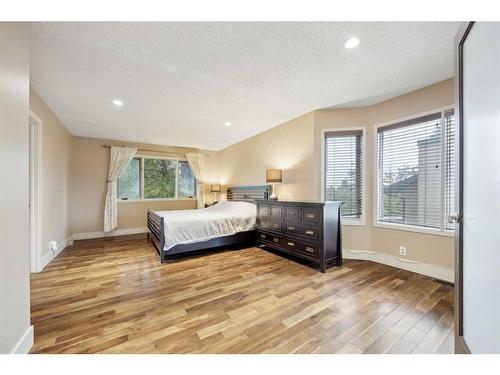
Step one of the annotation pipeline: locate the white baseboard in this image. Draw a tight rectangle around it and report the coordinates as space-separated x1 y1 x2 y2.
343 249 454 283
38 237 73 272
10 325 34 354
72 227 147 241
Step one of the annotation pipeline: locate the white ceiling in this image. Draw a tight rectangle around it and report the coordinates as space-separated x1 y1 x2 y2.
30 22 460 150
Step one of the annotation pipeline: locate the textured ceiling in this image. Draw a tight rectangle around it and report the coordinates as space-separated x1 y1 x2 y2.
30 22 460 150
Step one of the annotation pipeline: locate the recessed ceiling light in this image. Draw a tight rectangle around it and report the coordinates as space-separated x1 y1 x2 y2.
344 37 360 49
224 121 232 127
112 99 124 106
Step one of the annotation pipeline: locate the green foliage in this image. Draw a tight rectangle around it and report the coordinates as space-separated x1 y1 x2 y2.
118 158 196 200
325 168 361 218
144 159 176 199
383 193 402 217
117 158 140 199
382 165 417 218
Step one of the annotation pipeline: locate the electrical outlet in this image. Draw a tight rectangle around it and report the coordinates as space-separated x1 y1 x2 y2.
51 241 58 251
399 246 407 256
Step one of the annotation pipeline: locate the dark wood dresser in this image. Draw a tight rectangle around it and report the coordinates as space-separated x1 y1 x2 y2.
256 200 342 272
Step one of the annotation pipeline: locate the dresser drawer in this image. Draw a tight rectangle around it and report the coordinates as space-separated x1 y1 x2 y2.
285 206 300 221
257 231 282 246
270 205 283 219
283 237 319 257
258 204 271 218
301 207 321 224
257 218 282 232
284 222 319 240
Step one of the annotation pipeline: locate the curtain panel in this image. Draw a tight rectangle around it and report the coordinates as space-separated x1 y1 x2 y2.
104 146 137 232
186 153 206 209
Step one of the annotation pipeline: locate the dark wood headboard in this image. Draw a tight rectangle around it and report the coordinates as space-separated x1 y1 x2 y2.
226 185 271 202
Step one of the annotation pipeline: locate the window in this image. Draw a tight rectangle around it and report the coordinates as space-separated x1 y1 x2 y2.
376 109 456 232
178 160 196 198
144 158 176 199
117 157 196 201
324 129 363 220
117 158 141 200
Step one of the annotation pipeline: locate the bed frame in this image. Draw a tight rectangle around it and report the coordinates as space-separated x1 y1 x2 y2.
147 185 271 263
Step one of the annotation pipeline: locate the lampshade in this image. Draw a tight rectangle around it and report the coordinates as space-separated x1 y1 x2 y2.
266 169 282 183
210 184 221 193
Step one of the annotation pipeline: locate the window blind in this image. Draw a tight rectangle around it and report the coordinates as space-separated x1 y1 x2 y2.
377 110 456 231
444 109 456 230
324 130 362 218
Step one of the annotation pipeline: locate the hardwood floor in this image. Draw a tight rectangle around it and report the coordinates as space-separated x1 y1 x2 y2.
30 234 454 354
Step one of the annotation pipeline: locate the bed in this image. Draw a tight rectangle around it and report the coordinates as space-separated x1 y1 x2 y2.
147 185 271 262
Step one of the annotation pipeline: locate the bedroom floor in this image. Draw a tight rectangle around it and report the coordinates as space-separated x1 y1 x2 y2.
30 234 455 354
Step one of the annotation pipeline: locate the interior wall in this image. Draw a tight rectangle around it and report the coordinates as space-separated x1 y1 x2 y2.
29 89 73 259
218 79 455 269
0 22 32 353
71 136 219 235
219 112 316 200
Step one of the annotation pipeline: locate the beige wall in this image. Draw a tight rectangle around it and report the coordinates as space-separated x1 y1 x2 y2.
29 89 73 259
71 136 219 235
218 79 455 268
0 23 32 353
219 112 316 200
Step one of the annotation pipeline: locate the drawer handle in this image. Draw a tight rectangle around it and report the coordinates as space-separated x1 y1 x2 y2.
260 234 266 239
288 226 295 230
305 230 314 235
305 246 314 253
273 238 280 243
287 242 295 247
306 213 315 219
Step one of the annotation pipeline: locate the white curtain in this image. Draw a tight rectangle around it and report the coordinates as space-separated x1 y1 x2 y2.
104 146 137 232
186 153 206 209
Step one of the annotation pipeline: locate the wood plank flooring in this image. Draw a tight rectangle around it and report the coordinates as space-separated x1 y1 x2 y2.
30 234 454 354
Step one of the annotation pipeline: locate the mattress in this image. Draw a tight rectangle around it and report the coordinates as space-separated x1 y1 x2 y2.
155 201 257 251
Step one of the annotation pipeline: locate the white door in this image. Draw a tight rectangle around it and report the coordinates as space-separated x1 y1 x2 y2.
456 22 500 353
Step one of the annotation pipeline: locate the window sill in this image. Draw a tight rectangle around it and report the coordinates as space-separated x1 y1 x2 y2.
374 222 455 237
342 219 366 226
118 198 197 203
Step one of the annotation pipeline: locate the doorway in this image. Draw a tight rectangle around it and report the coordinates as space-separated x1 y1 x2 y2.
29 112 42 273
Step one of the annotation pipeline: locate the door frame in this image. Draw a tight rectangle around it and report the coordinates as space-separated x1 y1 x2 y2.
453 21 474 354
29 111 42 273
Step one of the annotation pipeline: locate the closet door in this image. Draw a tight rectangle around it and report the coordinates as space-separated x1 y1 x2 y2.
455 22 500 353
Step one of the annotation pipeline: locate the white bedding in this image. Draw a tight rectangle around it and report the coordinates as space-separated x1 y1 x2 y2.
155 201 257 251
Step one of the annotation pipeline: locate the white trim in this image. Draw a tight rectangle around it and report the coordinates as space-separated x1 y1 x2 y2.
39 237 74 271
371 105 454 131
342 219 365 226
29 112 42 273
343 248 454 283
373 222 455 237
320 126 367 226
72 227 147 241
137 154 187 161
118 197 196 203
10 325 34 354
373 106 455 236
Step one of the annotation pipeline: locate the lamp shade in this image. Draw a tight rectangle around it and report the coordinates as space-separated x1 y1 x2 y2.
210 184 221 192
266 169 282 183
